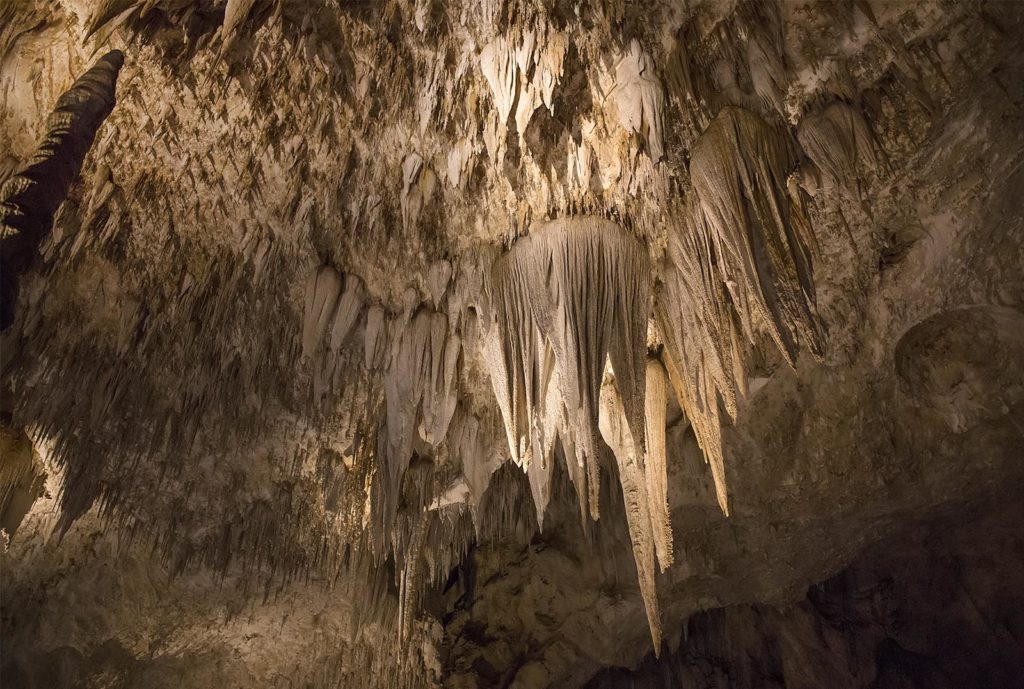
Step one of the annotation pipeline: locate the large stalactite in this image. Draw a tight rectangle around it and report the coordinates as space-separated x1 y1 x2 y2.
1 49 124 331
484 217 651 523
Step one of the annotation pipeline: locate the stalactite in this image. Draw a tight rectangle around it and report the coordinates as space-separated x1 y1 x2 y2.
479 37 517 129
612 39 666 162
657 106 824 516
526 362 563 530
302 264 343 360
655 209 737 516
479 29 567 143
419 324 460 447
599 374 662 654
446 138 476 190
426 260 452 309
484 216 650 522
398 514 428 645
446 408 484 506
381 310 435 535
644 357 672 572
329 274 366 354
400 153 437 234
1 50 124 331
689 106 822 365
364 305 389 371
221 0 259 50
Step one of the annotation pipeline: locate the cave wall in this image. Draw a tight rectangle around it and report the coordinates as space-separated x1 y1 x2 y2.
585 497 1024 689
1 1 1023 688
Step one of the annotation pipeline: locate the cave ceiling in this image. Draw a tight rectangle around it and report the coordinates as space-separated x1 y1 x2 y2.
1 1 1023 687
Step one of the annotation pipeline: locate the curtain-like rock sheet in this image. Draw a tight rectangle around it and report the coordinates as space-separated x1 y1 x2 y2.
484 216 650 523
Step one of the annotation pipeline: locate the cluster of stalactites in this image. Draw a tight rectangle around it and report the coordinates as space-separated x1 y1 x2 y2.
484 216 679 650
301 259 492 650
656 105 824 516
301 262 471 539
478 25 568 164
484 217 649 522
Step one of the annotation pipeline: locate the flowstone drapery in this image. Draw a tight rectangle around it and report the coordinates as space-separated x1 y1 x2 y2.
482 216 673 645
483 217 650 522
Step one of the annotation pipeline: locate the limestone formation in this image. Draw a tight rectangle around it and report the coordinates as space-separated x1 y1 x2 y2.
1 2 1022 688
484 216 650 524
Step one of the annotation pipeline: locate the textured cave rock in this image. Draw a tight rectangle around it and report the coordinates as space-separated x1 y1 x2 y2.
1 1 1023 688
0 48 123 331
585 496 1024 689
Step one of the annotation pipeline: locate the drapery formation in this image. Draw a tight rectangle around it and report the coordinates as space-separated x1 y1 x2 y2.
482 216 675 647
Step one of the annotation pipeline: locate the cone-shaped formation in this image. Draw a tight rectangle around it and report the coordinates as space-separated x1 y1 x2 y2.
657 106 823 515
598 374 662 653
643 357 672 572
484 216 651 523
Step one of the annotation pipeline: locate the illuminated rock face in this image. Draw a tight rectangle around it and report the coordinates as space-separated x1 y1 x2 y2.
1 1 1023 688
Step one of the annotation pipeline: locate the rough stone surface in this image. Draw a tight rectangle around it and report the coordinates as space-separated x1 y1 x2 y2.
1 1 1023 687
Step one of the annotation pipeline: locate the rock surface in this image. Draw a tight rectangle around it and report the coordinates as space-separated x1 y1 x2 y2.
1 1 1023 687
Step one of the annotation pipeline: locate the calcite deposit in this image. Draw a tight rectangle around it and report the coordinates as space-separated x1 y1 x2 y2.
1 1 1022 687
